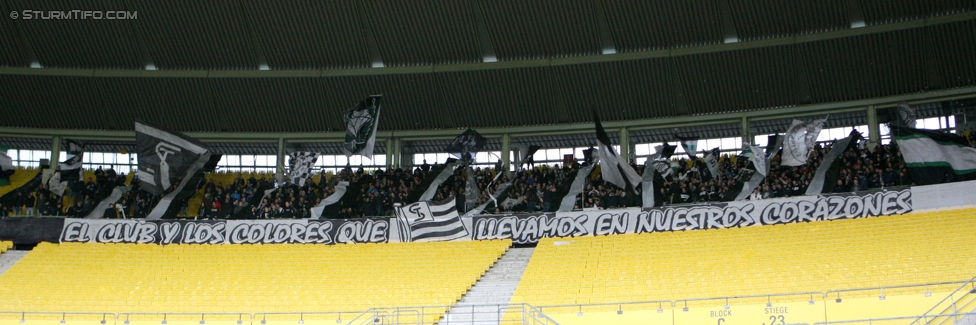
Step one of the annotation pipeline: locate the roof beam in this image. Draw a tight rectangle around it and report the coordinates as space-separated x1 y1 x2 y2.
3 85 973 142
3 12 972 78
1 0 41 68
718 0 740 43
356 0 385 68
591 0 617 54
120 0 156 70
468 0 498 62
237 0 270 70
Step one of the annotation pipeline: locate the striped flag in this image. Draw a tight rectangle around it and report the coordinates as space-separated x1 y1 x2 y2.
395 196 468 242
893 127 976 185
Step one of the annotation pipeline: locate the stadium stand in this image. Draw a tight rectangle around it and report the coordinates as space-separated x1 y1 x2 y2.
511 208 976 324
0 168 38 199
0 240 511 324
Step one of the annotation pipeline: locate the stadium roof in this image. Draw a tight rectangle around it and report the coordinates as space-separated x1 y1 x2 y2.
0 1 975 135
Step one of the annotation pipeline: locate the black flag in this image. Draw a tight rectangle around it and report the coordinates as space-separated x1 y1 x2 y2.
59 140 85 182
659 143 677 159
136 121 221 219
446 129 487 162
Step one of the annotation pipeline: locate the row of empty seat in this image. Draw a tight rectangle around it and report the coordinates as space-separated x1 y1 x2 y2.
512 208 976 306
0 239 511 324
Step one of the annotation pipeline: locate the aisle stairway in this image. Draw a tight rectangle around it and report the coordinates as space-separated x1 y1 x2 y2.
439 247 535 325
0 250 27 276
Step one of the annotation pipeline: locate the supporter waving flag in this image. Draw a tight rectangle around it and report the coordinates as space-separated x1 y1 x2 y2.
343 95 382 159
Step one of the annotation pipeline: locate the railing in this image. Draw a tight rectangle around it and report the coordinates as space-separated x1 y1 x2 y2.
340 303 559 325
910 276 976 325
3 279 974 325
825 280 972 303
814 313 976 324
1 306 559 325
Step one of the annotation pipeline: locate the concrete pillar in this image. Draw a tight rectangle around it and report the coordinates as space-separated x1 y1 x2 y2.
44 136 62 183
619 127 630 163
50 136 61 167
391 138 403 169
386 138 396 169
866 105 879 146
275 138 285 183
741 116 751 146
501 134 511 171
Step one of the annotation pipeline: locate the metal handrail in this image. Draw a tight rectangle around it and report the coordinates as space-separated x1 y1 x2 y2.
339 303 560 325
0 311 117 322
814 312 976 324
910 276 976 325
677 291 825 307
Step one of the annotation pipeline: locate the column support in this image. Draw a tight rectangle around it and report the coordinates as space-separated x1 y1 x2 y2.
500 134 511 172
275 138 285 183
866 105 880 147
619 127 630 163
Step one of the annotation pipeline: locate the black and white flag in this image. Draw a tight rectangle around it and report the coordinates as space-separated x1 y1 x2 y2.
782 118 826 166
0 149 14 184
516 145 541 172
556 164 594 212
445 143 540 215
310 181 348 219
641 153 662 208
136 122 221 219
395 196 468 242
806 130 862 195
658 143 677 160
463 166 479 213
594 112 641 192
287 152 318 186
893 127 976 185
343 95 382 159
735 144 769 201
407 158 462 203
84 185 131 219
446 129 488 162
896 103 917 128
703 148 721 181
47 171 67 197
59 140 84 183
675 135 699 159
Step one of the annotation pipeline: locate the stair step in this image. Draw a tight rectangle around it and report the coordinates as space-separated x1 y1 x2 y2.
0 250 29 276
439 247 534 325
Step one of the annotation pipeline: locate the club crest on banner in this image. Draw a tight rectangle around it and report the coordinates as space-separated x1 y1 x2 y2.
394 197 468 242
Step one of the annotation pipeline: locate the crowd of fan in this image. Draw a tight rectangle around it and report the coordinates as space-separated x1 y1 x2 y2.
0 167 127 217
0 140 926 219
